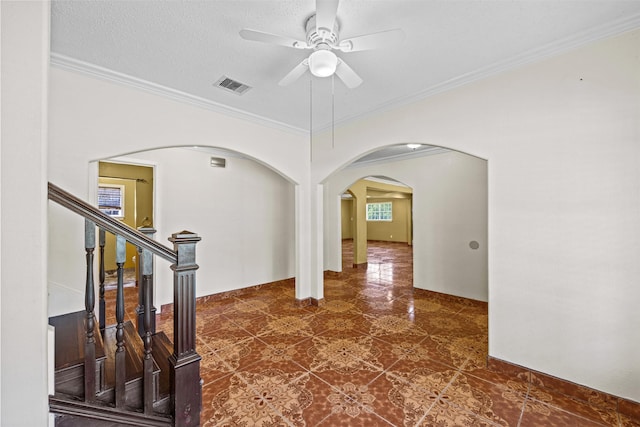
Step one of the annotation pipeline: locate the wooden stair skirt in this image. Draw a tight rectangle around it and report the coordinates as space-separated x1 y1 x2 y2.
49 311 174 426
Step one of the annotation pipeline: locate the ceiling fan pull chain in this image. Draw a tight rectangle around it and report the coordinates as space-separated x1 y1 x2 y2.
310 79 313 163
332 74 335 150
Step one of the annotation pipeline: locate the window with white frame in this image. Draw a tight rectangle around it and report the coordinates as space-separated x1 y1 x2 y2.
98 184 125 218
366 202 392 221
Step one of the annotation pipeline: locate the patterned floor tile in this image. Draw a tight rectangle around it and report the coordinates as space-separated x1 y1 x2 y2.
519 400 613 427
311 312 370 337
443 372 526 426
203 369 311 426
525 385 619 426
145 240 638 426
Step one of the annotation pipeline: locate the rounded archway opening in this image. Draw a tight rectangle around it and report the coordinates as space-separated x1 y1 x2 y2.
323 142 488 303
339 176 414 277
88 145 298 315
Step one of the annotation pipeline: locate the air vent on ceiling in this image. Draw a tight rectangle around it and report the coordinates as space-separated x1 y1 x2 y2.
214 76 251 95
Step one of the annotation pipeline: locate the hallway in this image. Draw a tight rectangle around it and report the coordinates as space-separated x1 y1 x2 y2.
148 240 629 426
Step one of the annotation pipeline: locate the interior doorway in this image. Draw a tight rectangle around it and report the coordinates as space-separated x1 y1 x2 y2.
327 147 487 303
98 161 154 276
340 176 413 269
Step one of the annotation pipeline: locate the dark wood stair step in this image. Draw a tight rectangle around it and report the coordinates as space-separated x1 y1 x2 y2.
50 394 172 427
50 312 176 417
50 310 106 370
99 320 161 408
151 331 174 415
50 310 107 396
102 321 160 385
151 331 173 397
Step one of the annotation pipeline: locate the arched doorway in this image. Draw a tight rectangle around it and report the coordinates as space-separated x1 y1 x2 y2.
89 145 297 314
340 176 413 272
323 144 488 303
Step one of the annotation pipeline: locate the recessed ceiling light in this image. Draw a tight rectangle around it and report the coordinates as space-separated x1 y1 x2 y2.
407 143 421 150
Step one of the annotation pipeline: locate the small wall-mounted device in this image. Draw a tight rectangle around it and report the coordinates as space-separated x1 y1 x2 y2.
210 157 226 168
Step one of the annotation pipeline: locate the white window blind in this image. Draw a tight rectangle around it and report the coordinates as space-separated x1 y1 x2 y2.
98 185 124 217
366 202 392 221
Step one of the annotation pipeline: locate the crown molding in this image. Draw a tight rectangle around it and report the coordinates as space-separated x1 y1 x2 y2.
347 146 450 169
50 53 308 136
315 13 640 132
51 12 640 136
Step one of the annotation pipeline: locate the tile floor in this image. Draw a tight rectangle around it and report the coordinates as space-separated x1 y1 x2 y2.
110 240 636 426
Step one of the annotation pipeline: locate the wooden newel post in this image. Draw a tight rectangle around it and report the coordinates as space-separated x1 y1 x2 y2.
136 227 157 338
169 231 202 427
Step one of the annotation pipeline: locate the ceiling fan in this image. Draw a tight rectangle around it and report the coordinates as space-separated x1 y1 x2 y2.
239 0 405 88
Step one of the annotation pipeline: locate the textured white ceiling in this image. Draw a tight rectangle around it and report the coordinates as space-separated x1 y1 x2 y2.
51 1 640 133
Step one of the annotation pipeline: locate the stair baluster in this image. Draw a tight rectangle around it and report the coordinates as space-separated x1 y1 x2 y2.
99 228 106 336
84 220 97 403
136 227 157 338
114 234 126 408
141 246 155 414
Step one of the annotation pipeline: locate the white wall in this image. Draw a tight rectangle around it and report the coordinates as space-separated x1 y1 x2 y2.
0 2 50 425
324 151 488 302
48 67 309 316
122 148 295 309
312 29 640 402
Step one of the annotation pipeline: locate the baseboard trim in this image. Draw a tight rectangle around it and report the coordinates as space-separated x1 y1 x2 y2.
487 356 640 421
294 297 325 307
160 278 295 313
311 298 325 306
323 270 341 279
294 298 311 307
159 278 327 313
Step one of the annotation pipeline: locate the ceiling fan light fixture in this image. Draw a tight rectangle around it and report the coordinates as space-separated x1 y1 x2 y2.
309 49 338 77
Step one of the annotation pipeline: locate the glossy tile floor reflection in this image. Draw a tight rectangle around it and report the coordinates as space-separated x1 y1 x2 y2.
144 240 635 426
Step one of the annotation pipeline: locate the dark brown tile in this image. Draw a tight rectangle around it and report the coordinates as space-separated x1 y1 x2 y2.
444 372 525 426
419 399 501 426
621 412 640 427
316 407 396 426
620 398 640 423
519 398 614 427
526 384 618 426
486 356 531 384
531 371 619 412
465 366 530 399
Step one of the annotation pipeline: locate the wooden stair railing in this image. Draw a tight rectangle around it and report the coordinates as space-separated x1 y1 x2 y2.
48 182 202 426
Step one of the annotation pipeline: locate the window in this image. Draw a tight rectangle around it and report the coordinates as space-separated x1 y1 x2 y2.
366 202 392 221
98 185 124 218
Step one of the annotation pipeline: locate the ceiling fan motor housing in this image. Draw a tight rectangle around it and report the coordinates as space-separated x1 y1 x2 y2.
305 15 339 48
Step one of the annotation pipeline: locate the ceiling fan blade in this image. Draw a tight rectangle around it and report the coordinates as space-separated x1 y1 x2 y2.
335 58 362 89
337 28 405 52
315 0 339 34
239 29 309 49
278 59 309 86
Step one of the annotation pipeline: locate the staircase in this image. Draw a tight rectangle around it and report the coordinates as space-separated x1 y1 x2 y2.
47 183 202 426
